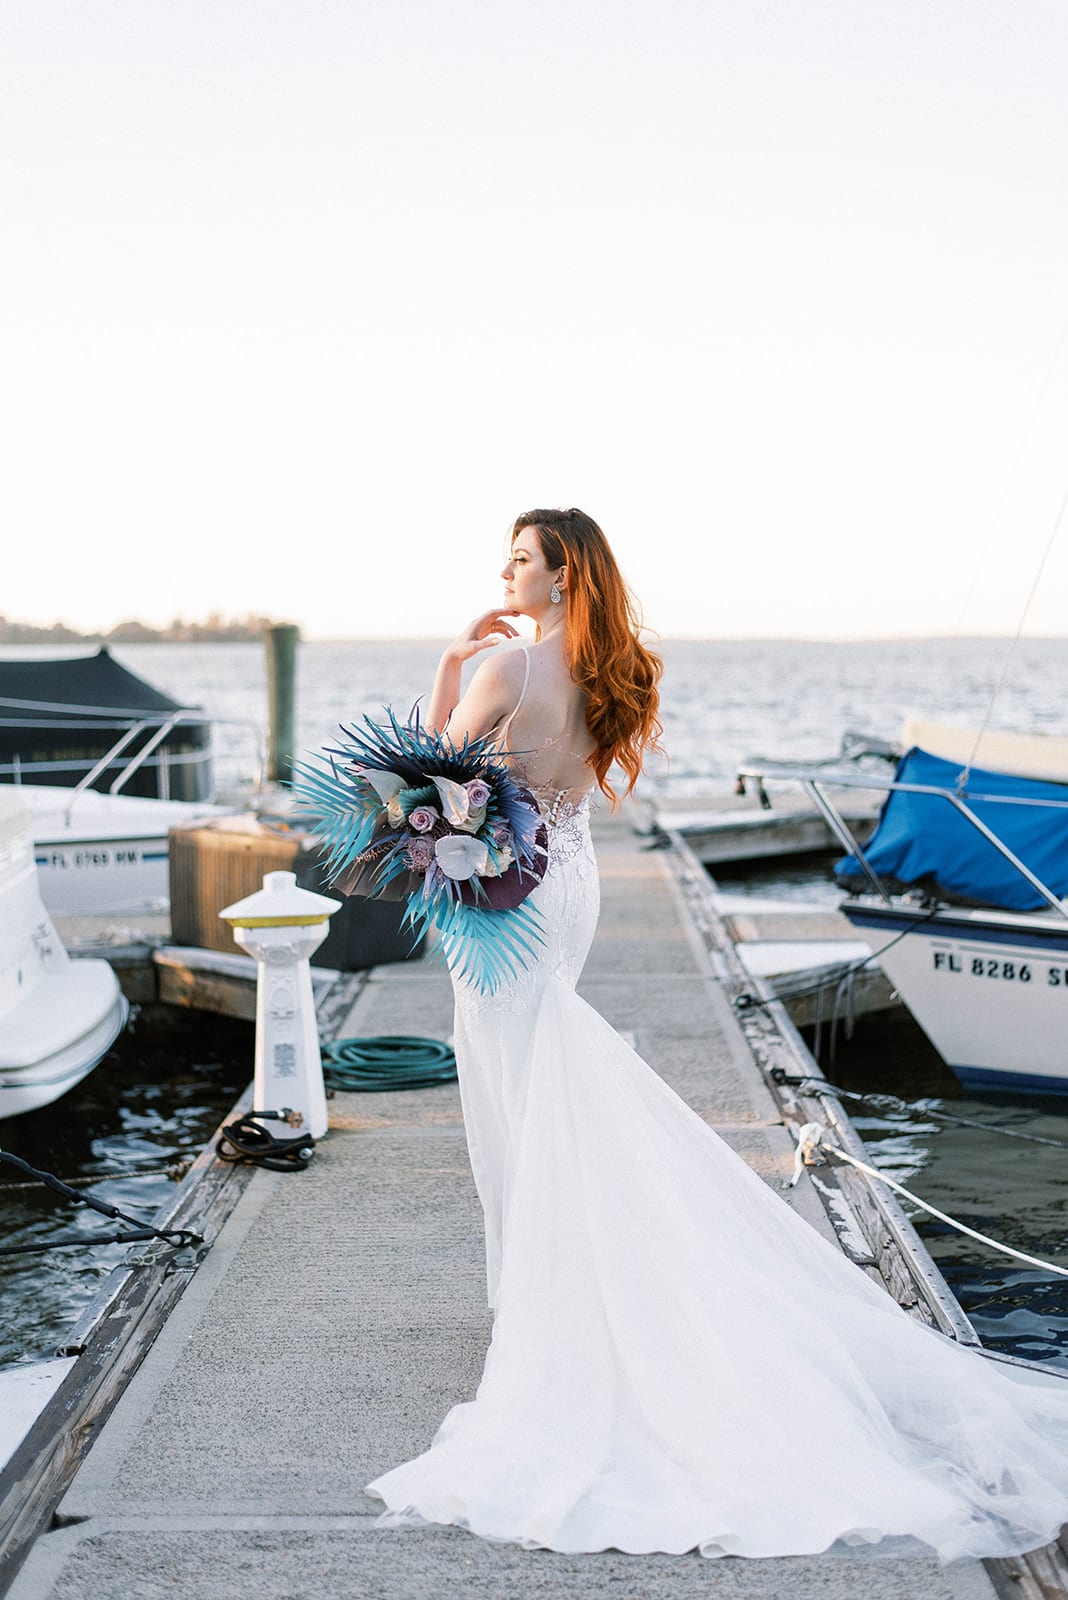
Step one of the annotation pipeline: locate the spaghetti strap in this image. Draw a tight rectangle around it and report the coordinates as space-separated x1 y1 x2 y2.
497 647 531 744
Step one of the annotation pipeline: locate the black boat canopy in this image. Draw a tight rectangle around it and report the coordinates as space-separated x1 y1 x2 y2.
0 648 213 800
0 647 185 719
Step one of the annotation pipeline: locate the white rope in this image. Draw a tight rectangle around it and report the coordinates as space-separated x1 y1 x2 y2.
788 1122 1068 1280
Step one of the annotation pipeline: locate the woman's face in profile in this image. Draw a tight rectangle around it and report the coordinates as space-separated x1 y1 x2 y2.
501 529 554 618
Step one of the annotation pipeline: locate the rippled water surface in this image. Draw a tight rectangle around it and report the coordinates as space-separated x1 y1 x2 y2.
0 1007 250 1367
816 1012 1068 1370
84 634 1068 791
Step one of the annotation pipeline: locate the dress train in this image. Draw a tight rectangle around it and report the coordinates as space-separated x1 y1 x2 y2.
366 805 1068 1562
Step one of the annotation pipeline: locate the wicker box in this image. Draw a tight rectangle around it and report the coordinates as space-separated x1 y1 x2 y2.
168 818 420 970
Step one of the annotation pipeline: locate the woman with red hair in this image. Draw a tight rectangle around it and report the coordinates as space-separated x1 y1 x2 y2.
367 510 1068 1566
424 505 663 808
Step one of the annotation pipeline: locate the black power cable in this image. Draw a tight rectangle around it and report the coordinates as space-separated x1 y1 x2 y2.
216 1110 316 1173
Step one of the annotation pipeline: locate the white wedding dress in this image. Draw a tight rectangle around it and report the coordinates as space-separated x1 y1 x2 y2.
366 697 1068 1562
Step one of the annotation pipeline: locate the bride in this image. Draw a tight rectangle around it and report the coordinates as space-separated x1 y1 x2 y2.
365 507 1068 1562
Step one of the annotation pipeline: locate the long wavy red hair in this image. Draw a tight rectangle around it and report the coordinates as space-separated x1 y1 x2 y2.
512 509 662 804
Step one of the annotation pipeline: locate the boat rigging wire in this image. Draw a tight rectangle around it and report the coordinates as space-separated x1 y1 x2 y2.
0 1162 191 1194
772 1072 1068 1150
961 477 1068 789
950 307 1068 640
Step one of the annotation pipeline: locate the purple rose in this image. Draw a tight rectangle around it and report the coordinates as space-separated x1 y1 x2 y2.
465 779 491 810
406 835 435 873
408 804 439 834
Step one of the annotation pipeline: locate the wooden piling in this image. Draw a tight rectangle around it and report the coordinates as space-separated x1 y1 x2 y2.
265 623 299 783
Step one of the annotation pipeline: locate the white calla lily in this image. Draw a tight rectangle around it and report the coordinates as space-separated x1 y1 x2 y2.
362 768 406 805
430 774 471 826
435 834 489 881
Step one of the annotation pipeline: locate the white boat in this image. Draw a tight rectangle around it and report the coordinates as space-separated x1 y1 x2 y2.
0 652 251 915
0 792 129 1118
737 722 1068 1093
21 784 229 917
834 899 1068 1091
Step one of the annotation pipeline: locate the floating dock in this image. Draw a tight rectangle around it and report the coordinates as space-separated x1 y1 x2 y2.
2 809 1063 1599
642 786 880 866
714 892 899 1027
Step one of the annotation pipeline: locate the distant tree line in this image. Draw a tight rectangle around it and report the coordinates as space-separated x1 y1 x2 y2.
0 613 291 645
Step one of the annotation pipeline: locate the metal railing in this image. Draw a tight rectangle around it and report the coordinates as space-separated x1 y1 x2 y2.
0 700 267 811
735 756 1068 923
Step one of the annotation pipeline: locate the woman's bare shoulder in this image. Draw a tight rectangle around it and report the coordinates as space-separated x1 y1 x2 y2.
469 642 530 693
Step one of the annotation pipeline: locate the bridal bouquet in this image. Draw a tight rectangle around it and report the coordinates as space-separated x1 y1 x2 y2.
290 709 548 993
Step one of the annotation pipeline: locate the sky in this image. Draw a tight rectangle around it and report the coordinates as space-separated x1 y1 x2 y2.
3 0 1068 640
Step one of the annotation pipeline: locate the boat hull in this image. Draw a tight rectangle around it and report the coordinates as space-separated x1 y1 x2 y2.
841 901 1068 1090
18 787 231 915
0 790 132 1118
0 987 129 1118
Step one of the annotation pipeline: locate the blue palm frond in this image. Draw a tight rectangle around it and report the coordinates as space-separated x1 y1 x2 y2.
288 754 383 880
405 896 546 994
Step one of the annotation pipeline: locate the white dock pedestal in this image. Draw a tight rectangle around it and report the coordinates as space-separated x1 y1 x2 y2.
218 870 341 1139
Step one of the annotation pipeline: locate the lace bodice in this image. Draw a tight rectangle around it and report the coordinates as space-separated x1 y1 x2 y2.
451 785 598 1020
530 787 593 866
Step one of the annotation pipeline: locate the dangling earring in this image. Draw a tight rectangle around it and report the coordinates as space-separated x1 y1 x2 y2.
550 582 562 605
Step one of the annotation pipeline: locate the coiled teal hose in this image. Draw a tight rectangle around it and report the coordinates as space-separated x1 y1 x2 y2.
321 1036 457 1092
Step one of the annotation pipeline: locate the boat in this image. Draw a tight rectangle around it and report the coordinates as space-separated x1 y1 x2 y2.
0 650 244 915
22 785 231 917
0 647 214 801
736 722 1068 1093
0 791 129 1118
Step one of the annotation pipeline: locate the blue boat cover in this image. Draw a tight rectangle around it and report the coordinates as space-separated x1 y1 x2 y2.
835 747 1068 912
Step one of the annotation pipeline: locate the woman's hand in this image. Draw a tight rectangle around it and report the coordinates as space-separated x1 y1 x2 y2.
425 609 520 734
445 608 520 664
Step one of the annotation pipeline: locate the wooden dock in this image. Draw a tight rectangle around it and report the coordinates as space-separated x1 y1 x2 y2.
3 809 1064 1599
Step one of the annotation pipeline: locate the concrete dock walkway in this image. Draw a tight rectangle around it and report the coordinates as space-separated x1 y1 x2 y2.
10 812 998 1599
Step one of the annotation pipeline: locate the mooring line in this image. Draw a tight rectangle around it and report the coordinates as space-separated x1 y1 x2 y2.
788 1122 1068 1279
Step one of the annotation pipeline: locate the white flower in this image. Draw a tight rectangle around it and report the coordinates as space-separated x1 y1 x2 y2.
455 803 487 835
435 833 489 881
362 768 405 805
430 774 472 827
482 841 514 878
386 795 407 828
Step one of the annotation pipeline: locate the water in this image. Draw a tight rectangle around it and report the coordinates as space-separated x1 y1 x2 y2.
815 1011 1068 1370
0 1006 251 1368
24 634 1067 794
4 635 1068 1367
